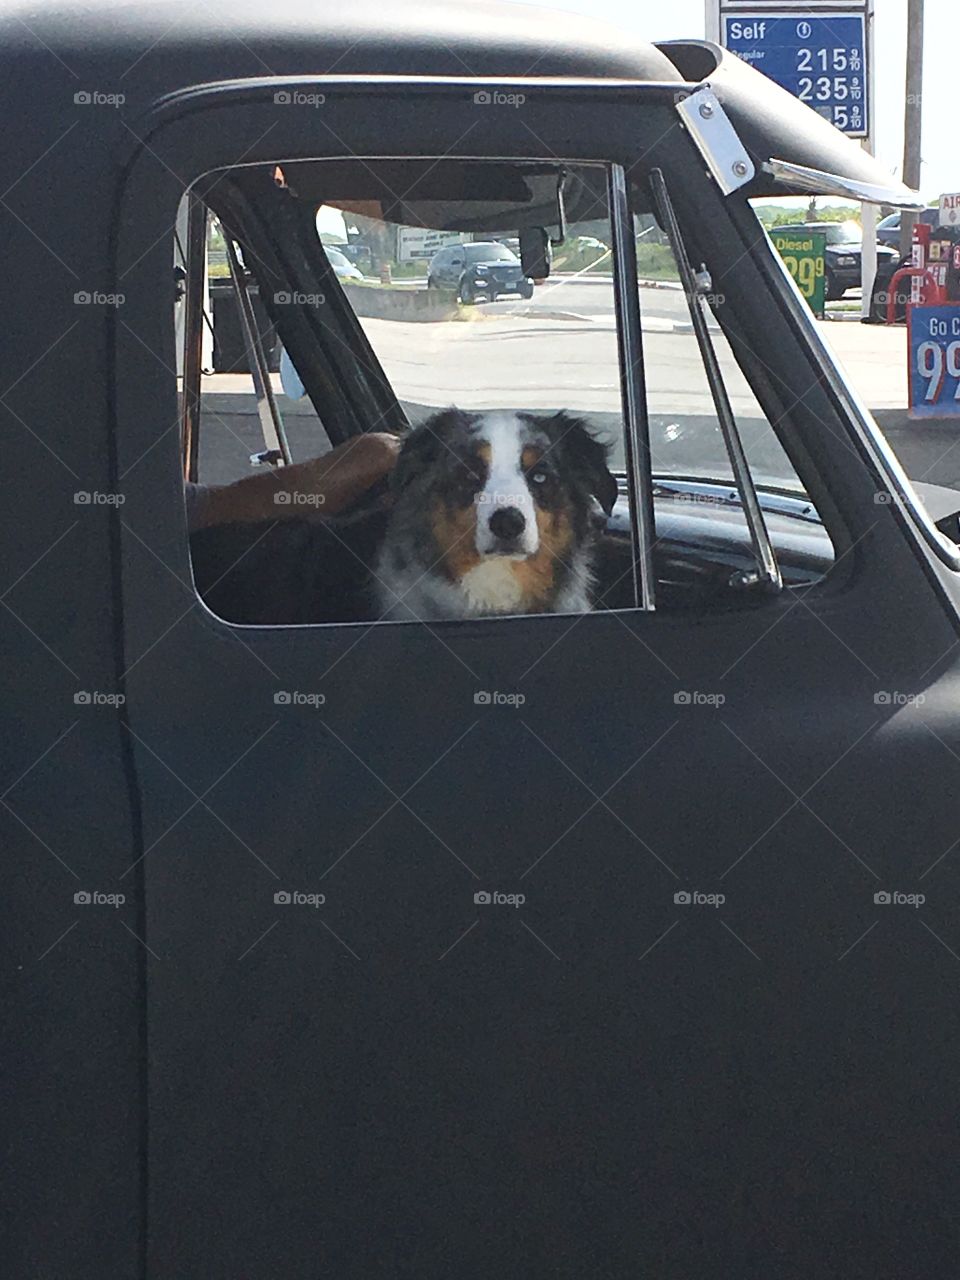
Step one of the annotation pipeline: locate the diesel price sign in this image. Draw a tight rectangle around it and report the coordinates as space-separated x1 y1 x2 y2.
722 14 869 137
770 229 826 317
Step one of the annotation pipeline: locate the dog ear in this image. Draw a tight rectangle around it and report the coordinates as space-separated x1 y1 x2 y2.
390 411 455 494
550 412 619 516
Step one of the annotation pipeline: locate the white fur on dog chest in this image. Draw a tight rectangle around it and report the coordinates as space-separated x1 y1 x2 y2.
459 558 525 613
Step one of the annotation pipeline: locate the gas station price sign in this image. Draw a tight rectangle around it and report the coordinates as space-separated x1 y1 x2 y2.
908 306 960 419
770 229 826 317
721 13 869 137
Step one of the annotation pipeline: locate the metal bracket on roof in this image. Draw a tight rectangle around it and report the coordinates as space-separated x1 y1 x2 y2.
676 87 755 196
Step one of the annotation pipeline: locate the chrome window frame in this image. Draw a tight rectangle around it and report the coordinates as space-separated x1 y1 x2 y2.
180 153 663 612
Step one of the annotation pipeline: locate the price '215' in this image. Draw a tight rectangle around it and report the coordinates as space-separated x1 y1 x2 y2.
918 340 960 403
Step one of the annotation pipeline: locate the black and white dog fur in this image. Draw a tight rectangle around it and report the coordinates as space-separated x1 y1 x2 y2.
376 408 617 621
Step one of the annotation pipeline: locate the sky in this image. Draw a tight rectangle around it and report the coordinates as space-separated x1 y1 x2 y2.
505 0 950 200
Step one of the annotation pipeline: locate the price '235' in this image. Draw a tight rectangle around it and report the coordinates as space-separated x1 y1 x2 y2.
918 341 960 403
798 76 851 103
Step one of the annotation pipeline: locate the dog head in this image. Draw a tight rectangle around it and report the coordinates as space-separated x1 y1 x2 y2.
388 408 617 613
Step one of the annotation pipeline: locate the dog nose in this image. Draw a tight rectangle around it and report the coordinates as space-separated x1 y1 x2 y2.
488 506 526 541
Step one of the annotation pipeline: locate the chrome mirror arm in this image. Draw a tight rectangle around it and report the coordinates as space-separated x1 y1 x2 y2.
763 159 926 210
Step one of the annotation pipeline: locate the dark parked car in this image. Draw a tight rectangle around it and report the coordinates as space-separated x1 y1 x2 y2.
876 207 941 247
775 220 899 299
6 2 957 1277
427 240 534 302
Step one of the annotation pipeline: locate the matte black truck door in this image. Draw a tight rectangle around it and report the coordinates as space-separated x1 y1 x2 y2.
113 85 960 1280
112 552 960 1278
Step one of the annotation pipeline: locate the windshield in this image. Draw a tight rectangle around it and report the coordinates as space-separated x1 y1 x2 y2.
325 247 350 267
464 243 517 264
825 222 861 245
778 223 860 246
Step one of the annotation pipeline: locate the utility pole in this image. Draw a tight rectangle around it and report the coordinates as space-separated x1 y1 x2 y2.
900 0 925 259
704 0 719 43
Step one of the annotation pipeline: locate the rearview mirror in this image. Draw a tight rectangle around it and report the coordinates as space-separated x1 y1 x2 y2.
519 227 552 280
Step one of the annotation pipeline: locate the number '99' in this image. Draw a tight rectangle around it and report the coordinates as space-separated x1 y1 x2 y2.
918 341 960 404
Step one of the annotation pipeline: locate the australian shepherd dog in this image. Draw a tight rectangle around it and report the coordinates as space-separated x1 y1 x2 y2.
190 409 617 625
376 409 617 621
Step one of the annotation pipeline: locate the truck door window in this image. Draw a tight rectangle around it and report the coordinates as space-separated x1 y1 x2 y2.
179 157 837 626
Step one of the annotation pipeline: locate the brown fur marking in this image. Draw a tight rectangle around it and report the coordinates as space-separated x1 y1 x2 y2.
431 500 481 581
509 507 573 608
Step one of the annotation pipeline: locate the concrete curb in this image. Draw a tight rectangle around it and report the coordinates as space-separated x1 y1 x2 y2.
345 284 459 323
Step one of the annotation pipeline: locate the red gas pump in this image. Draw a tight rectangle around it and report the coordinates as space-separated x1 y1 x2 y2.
911 223 947 303
885 220 951 323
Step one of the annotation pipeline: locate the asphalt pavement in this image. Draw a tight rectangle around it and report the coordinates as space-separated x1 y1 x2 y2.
198 274 960 493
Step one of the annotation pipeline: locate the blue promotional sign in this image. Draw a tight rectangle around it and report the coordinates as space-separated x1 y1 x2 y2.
721 13 869 137
908 306 960 419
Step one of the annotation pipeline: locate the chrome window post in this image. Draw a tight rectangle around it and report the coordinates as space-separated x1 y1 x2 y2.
608 163 658 611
